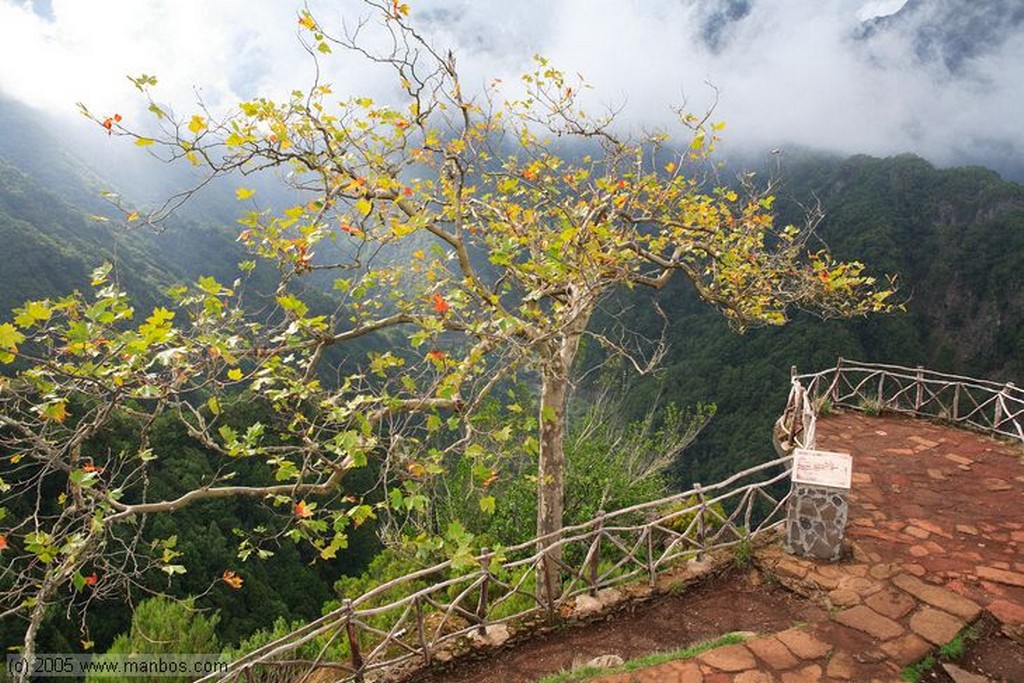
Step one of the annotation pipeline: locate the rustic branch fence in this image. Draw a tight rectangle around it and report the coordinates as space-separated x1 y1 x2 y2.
206 359 1020 683
203 458 794 682
779 358 1024 451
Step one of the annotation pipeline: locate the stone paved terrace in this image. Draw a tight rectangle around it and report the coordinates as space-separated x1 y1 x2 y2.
590 411 1024 682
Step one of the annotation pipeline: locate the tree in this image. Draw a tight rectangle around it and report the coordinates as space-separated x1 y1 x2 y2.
88 597 219 683
90 1 895 600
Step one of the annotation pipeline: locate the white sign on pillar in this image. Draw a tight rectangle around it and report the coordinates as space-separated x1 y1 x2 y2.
791 448 852 489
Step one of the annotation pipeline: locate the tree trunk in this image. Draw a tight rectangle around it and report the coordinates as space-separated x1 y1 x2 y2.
535 303 591 605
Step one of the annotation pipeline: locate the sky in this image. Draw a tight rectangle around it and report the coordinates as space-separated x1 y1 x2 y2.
1 0 1022 176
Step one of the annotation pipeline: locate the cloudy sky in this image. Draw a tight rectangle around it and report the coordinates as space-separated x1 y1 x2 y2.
1 0 1022 176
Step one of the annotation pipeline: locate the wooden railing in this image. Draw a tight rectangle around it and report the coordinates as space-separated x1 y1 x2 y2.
203 457 794 682
780 358 1023 450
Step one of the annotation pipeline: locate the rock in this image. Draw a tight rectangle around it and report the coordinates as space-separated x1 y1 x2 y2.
941 663 990 683
892 573 981 620
469 623 510 648
834 605 904 640
579 654 624 669
574 594 603 617
910 607 965 645
696 643 757 672
596 587 625 608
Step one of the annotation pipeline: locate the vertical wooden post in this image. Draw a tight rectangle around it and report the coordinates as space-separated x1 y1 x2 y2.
588 511 604 596
743 489 754 536
993 383 1012 430
647 526 657 588
876 371 885 408
343 600 364 683
914 366 924 412
413 597 430 666
694 483 705 561
831 357 844 403
476 549 491 636
952 383 960 422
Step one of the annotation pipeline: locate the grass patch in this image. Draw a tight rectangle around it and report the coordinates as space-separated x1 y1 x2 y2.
900 654 935 682
857 397 885 416
538 632 746 683
938 623 980 660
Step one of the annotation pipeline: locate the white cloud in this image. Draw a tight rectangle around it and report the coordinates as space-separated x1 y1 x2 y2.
0 0 1021 174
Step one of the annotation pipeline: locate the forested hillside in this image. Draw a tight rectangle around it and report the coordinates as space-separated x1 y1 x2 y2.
627 153 1024 485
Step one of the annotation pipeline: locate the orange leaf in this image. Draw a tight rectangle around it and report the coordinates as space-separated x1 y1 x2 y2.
0 534 7 551
113 114 122 123
222 570 244 589
295 500 313 518
432 293 450 314
427 349 445 362
83 572 98 586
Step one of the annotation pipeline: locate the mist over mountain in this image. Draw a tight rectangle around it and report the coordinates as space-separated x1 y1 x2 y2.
1 0 1021 182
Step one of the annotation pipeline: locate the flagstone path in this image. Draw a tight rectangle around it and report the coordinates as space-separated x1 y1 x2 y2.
590 411 1024 682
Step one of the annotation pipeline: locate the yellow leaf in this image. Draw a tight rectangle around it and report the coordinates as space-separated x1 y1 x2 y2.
135 137 155 147
227 368 243 381
44 402 68 424
355 198 372 216
188 115 207 135
235 187 255 200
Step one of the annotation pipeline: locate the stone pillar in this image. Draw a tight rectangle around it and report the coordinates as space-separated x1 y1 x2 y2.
784 484 849 562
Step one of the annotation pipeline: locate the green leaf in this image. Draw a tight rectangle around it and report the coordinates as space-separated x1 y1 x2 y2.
479 496 496 515
69 470 98 489
207 397 221 416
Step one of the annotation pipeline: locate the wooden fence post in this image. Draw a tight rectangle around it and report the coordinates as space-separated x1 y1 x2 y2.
343 600 364 683
647 527 657 588
588 511 604 596
914 366 924 412
993 383 1012 430
413 597 430 666
476 549 491 636
952 383 960 422
831 357 844 403
695 483 705 561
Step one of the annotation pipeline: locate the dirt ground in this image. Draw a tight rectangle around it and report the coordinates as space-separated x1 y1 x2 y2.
404 570 825 683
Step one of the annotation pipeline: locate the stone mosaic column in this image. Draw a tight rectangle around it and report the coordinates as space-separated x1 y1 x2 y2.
784 449 853 562
785 484 849 561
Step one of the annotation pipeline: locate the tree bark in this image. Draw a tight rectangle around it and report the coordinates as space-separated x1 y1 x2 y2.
535 301 591 605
